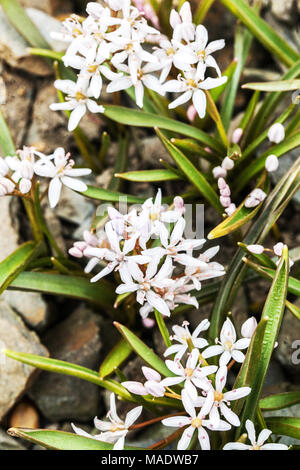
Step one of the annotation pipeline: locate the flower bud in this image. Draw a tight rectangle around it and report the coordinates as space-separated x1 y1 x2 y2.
222 157 234 171
83 230 99 247
174 196 185 215
220 196 231 208
268 123 285 144
187 104 197 122
220 186 231 197
0 157 9 176
144 380 165 397
69 246 84 258
0 177 15 194
19 160 34 180
241 317 257 338
225 203 236 216
19 178 32 194
273 242 284 257
142 317 155 328
265 154 279 172
142 366 161 382
247 244 264 254
122 381 147 395
232 127 243 144
217 177 227 190
212 166 227 179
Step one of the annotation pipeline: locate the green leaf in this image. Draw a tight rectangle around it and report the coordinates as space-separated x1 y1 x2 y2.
82 185 145 204
8 272 115 310
237 246 289 432
103 105 225 153
265 417 300 440
286 300 300 321
156 130 222 212
238 242 277 269
0 241 40 294
0 107 15 155
260 392 300 411
99 339 132 379
0 0 50 49
114 322 172 377
221 0 300 67
243 79 300 92
7 428 143 450
116 169 182 182
29 48 64 61
194 0 215 24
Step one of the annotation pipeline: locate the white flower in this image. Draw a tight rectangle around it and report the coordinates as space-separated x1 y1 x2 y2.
222 157 234 171
241 317 257 339
202 318 250 366
206 366 251 427
122 366 166 397
184 246 225 290
182 24 225 79
72 393 142 450
164 320 210 360
107 60 164 108
162 389 231 450
245 188 267 208
162 348 217 397
163 70 227 118
0 177 15 196
170 2 195 43
154 38 194 83
6 146 37 194
115 256 175 317
273 242 294 268
34 147 91 208
50 77 104 131
268 123 285 144
0 157 9 177
223 419 288 450
265 154 279 172
83 222 150 283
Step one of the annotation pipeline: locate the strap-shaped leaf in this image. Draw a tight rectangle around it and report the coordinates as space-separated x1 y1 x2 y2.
103 105 225 153
237 246 289 434
0 241 40 294
114 322 172 377
265 417 300 440
243 79 300 92
157 130 222 212
0 107 15 155
116 169 182 182
8 272 115 310
260 392 300 411
99 339 132 379
221 0 300 67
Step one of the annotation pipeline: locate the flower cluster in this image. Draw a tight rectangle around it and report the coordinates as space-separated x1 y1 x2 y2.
73 316 264 451
0 146 91 208
50 1 227 130
70 189 225 319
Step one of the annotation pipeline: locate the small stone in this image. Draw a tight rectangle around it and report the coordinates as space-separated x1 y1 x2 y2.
9 399 39 429
271 0 296 23
0 300 48 421
275 306 300 382
0 197 19 262
55 185 95 228
19 0 72 15
1 290 50 331
29 306 102 421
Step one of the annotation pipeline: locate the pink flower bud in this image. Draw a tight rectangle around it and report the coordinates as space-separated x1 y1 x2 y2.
221 157 234 171
241 317 257 338
268 123 285 144
265 154 279 172
0 177 15 194
142 317 155 328
19 178 32 194
212 166 227 179
174 196 185 215
83 230 98 247
122 381 147 395
225 203 236 216
142 366 161 382
218 177 227 190
247 244 264 254
245 196 258 208
220 196 231 208
144 380 165 397
74 241 88 251
68 247 84 258
187 105 197 122
220 186 231 197
273 242 284 257
232 127 243 144
251 188 267 202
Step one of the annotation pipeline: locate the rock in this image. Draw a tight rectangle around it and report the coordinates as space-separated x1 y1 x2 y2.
270 0 297 23
128 422 176 449
1 69 34 148
275 306 300 382
0 429 26 450
263 360 287 390
134 136 172 167
25 8 68 52
55 185 95 229
9 399 39 429
0 300 48 421
0 7 51 76
20 0 72 15
29 306 102 421
0 197 19 262
1 290 50 331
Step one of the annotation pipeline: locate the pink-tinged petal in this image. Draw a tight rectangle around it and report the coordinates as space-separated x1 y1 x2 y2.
198 426 210 450
186 348 199 370
215 365 227 392
146 290 171 317
162 416 191 427
164 344 185 357
48 176 62 208
142 366 161 382
223 386 251 401
245 419 256 446
144 380 165 397
177 426 194 450
220 318 236 343
122 381 147 395
223 442 250 450
200 390 214 418
165 359 184 377
160 376 184 387
257 429 272 446
68 104 86 131
234 338 251 350
231 349 245 363
220 402 240 426
192 338 208 349
202 345 224 359
192 89 206 119
125 405 143 428
209 404 220 427
170 217 186 245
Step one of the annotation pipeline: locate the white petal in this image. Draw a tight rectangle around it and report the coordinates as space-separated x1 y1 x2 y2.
68 104 86 131
48 177 62 208
61 176 87 192
177 426 194 450
125 405 143 428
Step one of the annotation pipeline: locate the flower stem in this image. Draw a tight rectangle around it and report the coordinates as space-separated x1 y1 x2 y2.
154 309 172 348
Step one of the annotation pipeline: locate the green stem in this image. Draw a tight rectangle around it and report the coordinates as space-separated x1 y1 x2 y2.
206 91 229 148
154 309 172 348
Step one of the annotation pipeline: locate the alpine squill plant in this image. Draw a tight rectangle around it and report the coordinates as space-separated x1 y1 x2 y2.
0 0 299 452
